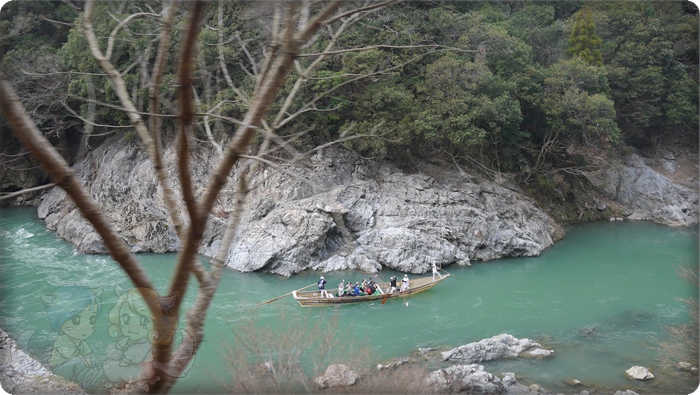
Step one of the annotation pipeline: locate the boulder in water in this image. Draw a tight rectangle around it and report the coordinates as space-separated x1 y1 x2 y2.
624 366 654 381
441 333 554 363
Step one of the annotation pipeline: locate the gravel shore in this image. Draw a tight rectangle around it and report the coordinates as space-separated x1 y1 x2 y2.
0 328 85 395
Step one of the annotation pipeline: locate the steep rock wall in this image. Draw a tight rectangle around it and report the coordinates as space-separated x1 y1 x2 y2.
590 153 698 227
200 150 561 276
36 136 696 276
36 137 561 276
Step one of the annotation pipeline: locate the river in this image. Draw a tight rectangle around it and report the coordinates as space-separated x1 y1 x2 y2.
0 207 697 394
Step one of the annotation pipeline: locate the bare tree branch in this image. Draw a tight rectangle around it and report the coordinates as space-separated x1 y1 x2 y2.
297 43 475 57
177 4 205 227
324 0 398 25
217 0 250 106
0 183 57 202
84 0 185 240
148 0 181 240
0 73 161 317
61 102 131 129
105 11 160 60
150 4 207 391
2 2 416 393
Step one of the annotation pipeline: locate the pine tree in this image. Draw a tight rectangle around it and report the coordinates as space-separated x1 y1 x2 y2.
568 6 603 66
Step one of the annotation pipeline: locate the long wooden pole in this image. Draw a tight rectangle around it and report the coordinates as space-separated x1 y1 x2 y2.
256 282 317 306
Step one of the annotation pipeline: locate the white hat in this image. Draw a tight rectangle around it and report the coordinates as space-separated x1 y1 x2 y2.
403 274 408 278
320 276 325 279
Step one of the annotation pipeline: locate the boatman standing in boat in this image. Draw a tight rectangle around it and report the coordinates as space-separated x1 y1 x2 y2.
432 261 442 281
318 276 328 298
400 274 409 292
388 276 397 294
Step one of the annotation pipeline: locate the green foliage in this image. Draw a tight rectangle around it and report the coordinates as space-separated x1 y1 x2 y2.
567 6 603 66
413 53 521 150
538 58 620 148
595 2 698 145
1 0 696 186
507 4 567 66
0 1 78 147
123 130 138 142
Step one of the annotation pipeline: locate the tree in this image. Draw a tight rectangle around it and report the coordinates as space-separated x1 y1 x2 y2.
0 1 403 393
506 3 567 67
0 1 78 174
567 5 603 66
595 2 698 146
523 57 619 183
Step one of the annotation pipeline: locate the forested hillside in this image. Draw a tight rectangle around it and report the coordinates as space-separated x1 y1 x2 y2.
1 0 697 211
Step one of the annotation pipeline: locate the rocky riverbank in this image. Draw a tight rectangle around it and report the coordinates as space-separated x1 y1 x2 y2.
0 328 84 395
0 326 684 395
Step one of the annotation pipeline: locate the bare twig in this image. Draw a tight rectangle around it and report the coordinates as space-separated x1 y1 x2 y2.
297 43 474 57
0 183 57 202
84 0 185 240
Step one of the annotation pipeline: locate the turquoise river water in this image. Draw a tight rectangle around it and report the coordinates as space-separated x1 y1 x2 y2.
0 207 697 394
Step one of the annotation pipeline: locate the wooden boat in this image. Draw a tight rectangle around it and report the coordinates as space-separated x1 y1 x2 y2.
291 273 450 307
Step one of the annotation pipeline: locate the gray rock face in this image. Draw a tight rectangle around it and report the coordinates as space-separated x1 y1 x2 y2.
614 390 640 395
37 137 185 254
422 364 506 394
441 334 554 363
422 365 552 395
208 150 560 276
314 363 357 389
38 136 562 276
0 328 85 395
501 372 551 395
0 154 48 206
590 154 698 227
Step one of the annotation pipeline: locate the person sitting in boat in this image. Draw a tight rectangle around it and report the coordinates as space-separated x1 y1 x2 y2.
432 262 442 281
345 281 355 296
352 282 361 296
318 276 328 298
373 278 381 293
400 274 409 292
337 280 345 297
365 281 375 295
388 276 397 294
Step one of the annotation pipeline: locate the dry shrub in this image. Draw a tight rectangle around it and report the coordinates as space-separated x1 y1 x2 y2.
351 363 430 395
221 308 371 394
653 264 699 369
220 308 430 394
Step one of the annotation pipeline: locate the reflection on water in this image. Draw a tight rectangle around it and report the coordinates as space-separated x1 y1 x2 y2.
1 207 698 394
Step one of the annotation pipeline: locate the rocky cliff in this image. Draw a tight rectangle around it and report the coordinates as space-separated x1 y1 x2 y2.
201 149 561 276
33 135 697 276
590 151 698 227
34 136 562 276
